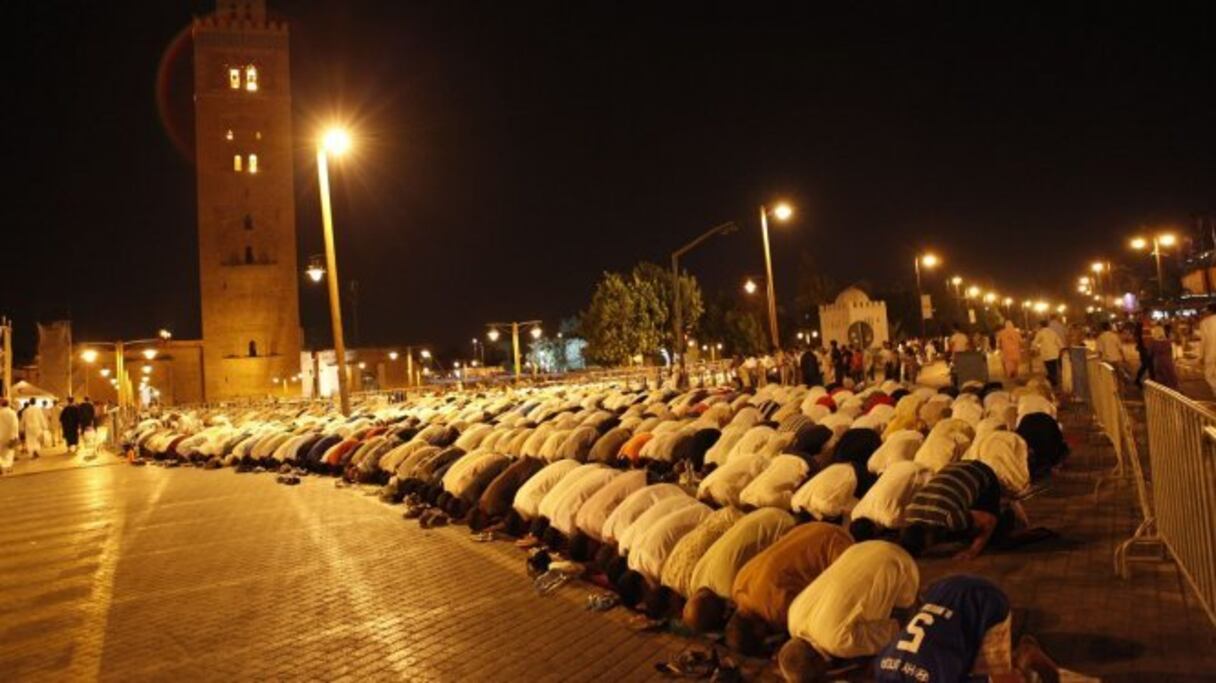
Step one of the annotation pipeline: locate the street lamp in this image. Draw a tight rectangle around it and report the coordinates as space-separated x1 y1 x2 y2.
1130 232 1177 300
305 255 326 283
670 221 738 370
487 320 541 381
316 125 354 416
158 329 172 341
142 348 158 360
759 202 793 350
913 252 941 338
743 278 759 295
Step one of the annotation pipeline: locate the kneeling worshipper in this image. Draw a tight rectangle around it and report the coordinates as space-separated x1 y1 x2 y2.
900 460 1004 560
501 459 581 537
567 469 649 561
615 500 714 607
652 506 746 617
778 541 920 681
682 508 798 632
848 460 934 541
724 522 854 656
697 451 775 508
539 465 622 551
913 418 975 473
527 463 615 544
468 456 546 531
595 484 692 572
880 571 1011 675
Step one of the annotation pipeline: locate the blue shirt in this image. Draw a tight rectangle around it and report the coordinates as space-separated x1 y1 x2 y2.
874 575 1010 683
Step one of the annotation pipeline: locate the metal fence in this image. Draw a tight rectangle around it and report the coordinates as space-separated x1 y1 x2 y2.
1134 381 1216 626
1080 355 1216 627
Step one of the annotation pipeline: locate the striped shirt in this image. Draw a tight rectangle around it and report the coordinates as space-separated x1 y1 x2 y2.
904 461 999 533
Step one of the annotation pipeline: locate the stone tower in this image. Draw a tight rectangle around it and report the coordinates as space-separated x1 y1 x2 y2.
193 0 301 399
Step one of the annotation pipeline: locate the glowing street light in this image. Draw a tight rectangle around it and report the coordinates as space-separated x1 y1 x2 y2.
758 202 794 350
99 368 111 378
486 321 542 381
743 278 759 295
966 285 981 300
305 255 326 283
142 348 158 360
315 125 355 416
420 349 432 360
80 349 99 364
141 365 153 375
388 351 399 361
913 252 941 338
158 329 172 341
1130 232 1178 299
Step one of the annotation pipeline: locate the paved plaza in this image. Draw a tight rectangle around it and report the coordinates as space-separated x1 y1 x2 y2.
1 404 1214 682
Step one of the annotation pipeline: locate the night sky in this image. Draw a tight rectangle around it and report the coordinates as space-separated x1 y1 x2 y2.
3 1 1214 361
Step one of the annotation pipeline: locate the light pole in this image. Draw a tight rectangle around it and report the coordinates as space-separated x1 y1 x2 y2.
671 221 737 369
759 203 793 351
316 126 353 416
487 321 542 382
913 252 941 339
1130 233 1176 300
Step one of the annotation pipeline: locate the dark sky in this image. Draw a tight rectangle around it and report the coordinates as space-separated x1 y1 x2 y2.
3 1 1214 361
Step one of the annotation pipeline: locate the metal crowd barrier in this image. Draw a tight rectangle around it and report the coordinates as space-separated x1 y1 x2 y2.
1119 381 1216 627
1084 356 1130 494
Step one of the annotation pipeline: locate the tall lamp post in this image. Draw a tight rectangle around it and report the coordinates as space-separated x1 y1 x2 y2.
487 321 542 382
671 221 737 369
759 202 794 351
1130 233 1175 300
913 252 941 338
316 127 353 416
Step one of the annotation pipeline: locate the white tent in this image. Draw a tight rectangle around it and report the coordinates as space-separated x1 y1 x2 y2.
12 380 56 402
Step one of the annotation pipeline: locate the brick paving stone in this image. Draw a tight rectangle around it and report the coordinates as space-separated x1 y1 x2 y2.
0 405 1213 682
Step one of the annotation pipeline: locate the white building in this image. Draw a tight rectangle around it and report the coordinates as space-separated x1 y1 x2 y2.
819 287 889 349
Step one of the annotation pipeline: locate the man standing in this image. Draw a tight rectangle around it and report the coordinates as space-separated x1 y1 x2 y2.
1032 320 1063 388
78 397 96 451
800 346 823 387
948 325 970 356
1198 304 1216 397
1096 321 1127 377
996 321 1022 381
60 396 81 453
20 399 48 459
0 399 19 475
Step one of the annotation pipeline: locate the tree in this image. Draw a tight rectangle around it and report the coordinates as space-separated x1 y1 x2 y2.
581 262 704 366
630 261 704 349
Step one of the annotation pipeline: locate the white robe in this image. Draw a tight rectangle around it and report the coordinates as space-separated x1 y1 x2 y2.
0 407 19 469
21 406 49 452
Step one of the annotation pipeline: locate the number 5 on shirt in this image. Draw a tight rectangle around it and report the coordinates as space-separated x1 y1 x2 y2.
896 612 935 654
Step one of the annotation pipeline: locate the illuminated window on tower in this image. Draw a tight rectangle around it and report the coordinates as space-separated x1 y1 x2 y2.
245 65 258 92
248 154 258 174
225 129 234 141
229 68 241 89
233 155 243 172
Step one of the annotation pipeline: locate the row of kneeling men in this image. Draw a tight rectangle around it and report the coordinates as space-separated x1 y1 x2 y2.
124 377 1070 680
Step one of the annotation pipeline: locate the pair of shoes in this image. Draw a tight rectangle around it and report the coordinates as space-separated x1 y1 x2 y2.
403 504 427 520
654 647 722 677
549 560 585 576
533 570 570 596
275 474 301 485
585 592 619 611
515 535 542 549
419 509 449 529
334 479 350 489
470 531 496 543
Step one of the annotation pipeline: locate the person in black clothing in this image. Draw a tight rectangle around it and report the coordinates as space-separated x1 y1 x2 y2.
799 347 823 387
829 341 846 384
1134 323 1154 387
60 397 81 453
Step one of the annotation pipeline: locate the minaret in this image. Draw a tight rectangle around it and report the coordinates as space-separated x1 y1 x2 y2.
193 0 301 399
